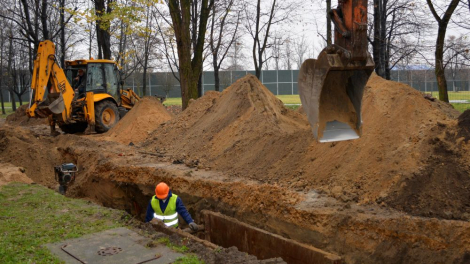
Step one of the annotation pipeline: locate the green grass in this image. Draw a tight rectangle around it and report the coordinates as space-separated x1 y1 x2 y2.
0 183 205 263
451 103 470 113
0 183 124 263
276 95 301 105
156 237 204 263
174 255 205 264
157 237 189 253
163 97 183 106
0 102 24 118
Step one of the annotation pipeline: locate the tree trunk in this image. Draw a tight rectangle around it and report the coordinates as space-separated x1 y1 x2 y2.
213 57 220 91
59 0 66 67
169 0 213 109
7 33 16 112
0 28 5 115
426 0 460 102
94 0 113 59
435 32 449 102
326 0 332 45
41 0 49 40
197 73 203 97
141 9 151 96
373 0 385 77
142 67 148 96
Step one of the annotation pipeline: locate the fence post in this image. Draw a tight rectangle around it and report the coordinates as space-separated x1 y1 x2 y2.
276 70 279 95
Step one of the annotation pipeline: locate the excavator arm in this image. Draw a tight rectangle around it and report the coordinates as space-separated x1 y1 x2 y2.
27 40 75 122
298 0 374 142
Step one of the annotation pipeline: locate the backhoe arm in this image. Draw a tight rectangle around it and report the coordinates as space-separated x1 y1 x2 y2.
27 40 75 122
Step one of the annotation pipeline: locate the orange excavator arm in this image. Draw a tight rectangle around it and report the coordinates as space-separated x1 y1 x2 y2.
298 0 374 142
27 40 75 122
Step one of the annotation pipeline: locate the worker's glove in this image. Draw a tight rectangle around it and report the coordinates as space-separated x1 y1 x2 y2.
189 222 198 232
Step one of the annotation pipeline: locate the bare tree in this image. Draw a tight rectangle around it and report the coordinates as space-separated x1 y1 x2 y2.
209 0 240 91
226 33 245 71
270 33 283 70
444 35 470 92
370 0 425 80
283 37 293 70
243 0 297 79
294 34 309 69
153 8 180 83
426 0 460 102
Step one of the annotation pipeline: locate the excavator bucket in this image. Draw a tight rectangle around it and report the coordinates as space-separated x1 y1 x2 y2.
298 47 374 143
299 0 374 142
34 93 66 118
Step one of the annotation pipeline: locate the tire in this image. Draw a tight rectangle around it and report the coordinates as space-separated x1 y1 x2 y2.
95 100 120 133
59 122 88 134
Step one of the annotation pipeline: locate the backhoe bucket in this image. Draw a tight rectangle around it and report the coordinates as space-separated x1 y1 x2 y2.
298 47 374 142
35 93 65 118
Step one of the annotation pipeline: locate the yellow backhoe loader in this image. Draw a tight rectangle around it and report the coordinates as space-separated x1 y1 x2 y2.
27 40 140 135
298 0 374 142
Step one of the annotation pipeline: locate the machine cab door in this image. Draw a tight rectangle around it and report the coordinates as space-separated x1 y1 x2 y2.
86 63 121 103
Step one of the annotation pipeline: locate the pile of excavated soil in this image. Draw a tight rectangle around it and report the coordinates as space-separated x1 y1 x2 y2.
5 104 48 126
105 96 173 145
457 109 470 141
143 74 469 220
0 162 33 186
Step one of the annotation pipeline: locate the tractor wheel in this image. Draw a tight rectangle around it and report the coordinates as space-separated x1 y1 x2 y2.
95 100 120 133
59 122 88 134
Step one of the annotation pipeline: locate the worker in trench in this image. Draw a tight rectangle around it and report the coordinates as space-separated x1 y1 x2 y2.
145 182 199 232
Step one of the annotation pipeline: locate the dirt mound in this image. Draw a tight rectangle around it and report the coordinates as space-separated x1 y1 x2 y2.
105 96 173 144
5 104 48 126
0 162 33 186
143 75 309 174
142 74 469 220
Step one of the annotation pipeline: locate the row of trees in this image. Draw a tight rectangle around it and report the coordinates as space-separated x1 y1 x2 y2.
0 0 469 112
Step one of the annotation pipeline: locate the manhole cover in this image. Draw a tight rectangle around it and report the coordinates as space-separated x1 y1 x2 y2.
97 247 123 256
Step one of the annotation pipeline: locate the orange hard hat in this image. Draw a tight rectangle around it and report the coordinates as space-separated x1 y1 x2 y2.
155 182 169 199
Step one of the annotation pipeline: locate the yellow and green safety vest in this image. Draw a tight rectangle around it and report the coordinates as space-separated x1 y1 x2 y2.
150 194 179 228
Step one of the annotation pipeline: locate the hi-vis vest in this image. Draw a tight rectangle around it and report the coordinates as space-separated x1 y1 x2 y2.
151 194 179 228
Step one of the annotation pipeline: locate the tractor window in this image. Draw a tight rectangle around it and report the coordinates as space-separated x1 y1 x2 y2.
86 64 105 93
104 64 119 100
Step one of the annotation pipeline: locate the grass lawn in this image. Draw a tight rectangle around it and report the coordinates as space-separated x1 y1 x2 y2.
0 183 203 264
0 102 24 118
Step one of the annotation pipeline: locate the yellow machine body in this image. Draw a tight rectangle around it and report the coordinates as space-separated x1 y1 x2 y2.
27 40 140 134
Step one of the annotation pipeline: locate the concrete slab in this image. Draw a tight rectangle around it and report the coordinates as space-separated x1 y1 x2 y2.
45 227 184 264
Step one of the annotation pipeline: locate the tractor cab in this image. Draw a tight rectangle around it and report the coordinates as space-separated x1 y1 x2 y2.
65 59 121 103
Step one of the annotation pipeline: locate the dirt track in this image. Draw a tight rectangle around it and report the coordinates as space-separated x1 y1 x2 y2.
1 74 470 263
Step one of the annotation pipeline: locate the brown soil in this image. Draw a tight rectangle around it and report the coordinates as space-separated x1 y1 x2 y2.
457 109 470 141
5 104 48 126
0 162 33 186
143 74 469 220
104 96 173 145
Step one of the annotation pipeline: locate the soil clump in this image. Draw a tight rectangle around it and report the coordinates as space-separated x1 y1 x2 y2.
5 104 48 126
104 96 173 145
0 162 33 186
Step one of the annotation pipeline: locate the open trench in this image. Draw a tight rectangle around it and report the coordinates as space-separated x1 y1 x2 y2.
1 125 469 264
57 148 469 264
